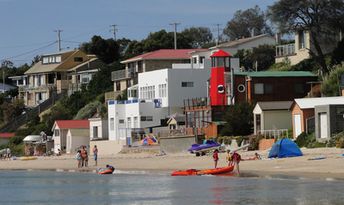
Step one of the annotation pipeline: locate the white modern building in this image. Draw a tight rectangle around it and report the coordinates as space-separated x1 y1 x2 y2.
108 68 210 144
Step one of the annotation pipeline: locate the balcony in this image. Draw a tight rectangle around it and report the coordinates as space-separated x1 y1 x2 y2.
18 84 56 92
111 68 137 81
275 43 296 57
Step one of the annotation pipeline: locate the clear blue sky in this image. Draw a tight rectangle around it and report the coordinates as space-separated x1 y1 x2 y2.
0 0 276 66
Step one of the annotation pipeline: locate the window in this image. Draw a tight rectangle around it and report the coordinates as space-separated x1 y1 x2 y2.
141 116 153 121
193 57 197 64
298 30 305 49
116 82 121 91
93 126 98 139
54 129 60 136
200 56 205 64
119 119 125 124
110 118 114 131
181 82 194 87
74 57 83 62
264 84 273 94
294 83 304 94
159 84 167 97
254 83 264 94
256 114 261 132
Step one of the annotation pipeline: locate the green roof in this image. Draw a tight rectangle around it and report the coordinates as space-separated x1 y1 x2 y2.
235 71 316 78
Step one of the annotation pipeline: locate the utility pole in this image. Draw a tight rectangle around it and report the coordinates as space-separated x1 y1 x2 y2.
170 22 180 49
54 29 63 51
215 24 221 46
110 24 118 40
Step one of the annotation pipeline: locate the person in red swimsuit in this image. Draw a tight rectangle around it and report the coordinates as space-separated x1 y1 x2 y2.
213 149 219 168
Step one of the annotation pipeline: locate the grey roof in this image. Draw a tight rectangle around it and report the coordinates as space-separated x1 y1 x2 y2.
211 34 274 49
24 61 60 74
256 101 293 111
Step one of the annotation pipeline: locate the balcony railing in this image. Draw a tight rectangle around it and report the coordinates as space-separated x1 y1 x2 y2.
276 43 295 57
19 84 56 92
111 68 136 81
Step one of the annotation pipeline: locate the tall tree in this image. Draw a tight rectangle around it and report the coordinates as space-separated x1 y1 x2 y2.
221 102 254 136
269 0 344 74
234 45 276 71
224 6 272 40
80 35 120 64
181 27 213 48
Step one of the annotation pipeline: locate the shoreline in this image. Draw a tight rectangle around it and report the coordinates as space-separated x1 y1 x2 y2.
1 147 344 181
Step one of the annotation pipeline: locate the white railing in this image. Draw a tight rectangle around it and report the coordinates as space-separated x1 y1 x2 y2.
276 44 295 57
257 129 289 139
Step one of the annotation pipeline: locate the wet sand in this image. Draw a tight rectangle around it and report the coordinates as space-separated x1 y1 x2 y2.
0 147 343 180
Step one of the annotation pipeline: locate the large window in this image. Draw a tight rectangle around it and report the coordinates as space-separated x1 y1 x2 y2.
254 83 273 94
181 82 194 87
54 129 60 136
254 83 264 94
140 85 155 100
298 31 305 49
42 55 61 64
158 84 167 97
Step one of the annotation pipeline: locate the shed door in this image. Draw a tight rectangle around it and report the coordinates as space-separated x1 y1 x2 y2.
294 114 302 138
319 113 328 139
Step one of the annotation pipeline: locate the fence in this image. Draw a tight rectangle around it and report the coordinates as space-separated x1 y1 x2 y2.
257 129 289 139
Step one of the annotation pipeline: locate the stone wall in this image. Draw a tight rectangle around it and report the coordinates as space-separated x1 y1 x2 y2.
160 135 196 153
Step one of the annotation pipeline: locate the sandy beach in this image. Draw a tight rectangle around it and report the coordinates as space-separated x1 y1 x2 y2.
1 147 343 179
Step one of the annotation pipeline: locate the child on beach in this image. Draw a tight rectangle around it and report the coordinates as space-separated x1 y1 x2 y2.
213 149 219 168
93 145 98 166
226 150 233 166
76 150 82 168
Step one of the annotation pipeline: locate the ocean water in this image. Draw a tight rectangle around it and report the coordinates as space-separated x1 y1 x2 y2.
0 170 343 205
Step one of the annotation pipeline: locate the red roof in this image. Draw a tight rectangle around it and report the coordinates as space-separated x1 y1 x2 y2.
121 49 207 63
211 50 232 57
55 120 89 129
0 132 15 138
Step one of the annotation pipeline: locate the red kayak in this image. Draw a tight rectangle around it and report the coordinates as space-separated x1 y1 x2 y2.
98 169 114 175
171 166 234 176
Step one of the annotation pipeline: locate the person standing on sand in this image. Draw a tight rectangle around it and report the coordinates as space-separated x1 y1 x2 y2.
226 150 233 166
81 146 88 167
213 149 219 168
93 145 98 166
76 150 82 168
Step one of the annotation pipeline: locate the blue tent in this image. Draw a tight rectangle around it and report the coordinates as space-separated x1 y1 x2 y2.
268 138 303 158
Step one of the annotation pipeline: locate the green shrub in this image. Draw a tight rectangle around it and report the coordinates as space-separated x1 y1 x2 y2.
295 132 309 148
333 131 344 148
9 144 24 156
9 135 25 145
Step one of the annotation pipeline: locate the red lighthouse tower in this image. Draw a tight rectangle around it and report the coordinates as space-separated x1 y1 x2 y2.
209 50 231 106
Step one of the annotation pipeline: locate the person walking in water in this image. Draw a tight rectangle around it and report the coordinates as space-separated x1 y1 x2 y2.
93 145 98 166
232 151 242 174
213 149 219 168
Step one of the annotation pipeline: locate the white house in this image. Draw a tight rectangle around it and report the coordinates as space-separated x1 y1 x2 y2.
291 96 344 138
189 34 275 70
108 68 210 145
253 101 293 137
66 129 89 154
52 120 89 154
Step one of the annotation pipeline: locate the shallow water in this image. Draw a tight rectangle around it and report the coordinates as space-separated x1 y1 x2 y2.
0 170 343 205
